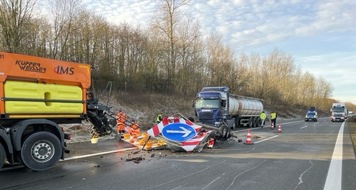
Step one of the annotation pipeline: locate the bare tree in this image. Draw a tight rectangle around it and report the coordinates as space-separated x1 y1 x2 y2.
0 0 37 53
174 14 204 95
205 34 236 87
21 17 51 56
232 54 250 95
314 77 333 111
150 0 190 93
42 0 81 59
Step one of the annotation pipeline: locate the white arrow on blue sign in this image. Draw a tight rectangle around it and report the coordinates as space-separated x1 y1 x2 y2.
161 123 197 142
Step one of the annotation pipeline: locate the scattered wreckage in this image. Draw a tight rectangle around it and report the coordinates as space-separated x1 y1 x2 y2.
122 113 237 153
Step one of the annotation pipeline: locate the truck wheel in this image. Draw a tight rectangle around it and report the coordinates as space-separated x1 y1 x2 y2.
252 118 257 128
0 143 5 169
226 129 231 139
236 118 240 128
231 121 236 130
20 132 62 171
248 118 253 128
255 118 261 128
219 125 229 140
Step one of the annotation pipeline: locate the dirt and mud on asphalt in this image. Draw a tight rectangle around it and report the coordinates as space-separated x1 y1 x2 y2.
66 138 174 165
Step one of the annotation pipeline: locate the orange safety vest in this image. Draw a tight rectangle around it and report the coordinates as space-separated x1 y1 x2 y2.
117 115 126 125
116 111 122 118
116 122 125 132
121 114 127 122
129 122 140 136
116 112 122 123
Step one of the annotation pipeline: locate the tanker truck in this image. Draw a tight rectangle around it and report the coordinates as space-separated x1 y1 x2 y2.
194 86 263 131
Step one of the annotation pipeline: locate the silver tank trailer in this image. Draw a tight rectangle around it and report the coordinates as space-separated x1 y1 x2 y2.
228 96 263 116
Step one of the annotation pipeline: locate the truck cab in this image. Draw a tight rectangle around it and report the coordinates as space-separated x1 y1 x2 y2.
331 104 347 122
195 92 225 125
194 87 233 127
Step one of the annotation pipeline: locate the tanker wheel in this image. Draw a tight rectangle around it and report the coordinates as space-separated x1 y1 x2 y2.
21 132 62 171
0 143 5 169
231 121 236 131
248 118 253 128
255 118 261 128
252 118 256 128
236 118 240 128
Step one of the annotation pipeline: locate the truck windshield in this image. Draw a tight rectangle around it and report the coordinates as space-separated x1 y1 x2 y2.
332 107 345 112
195 99 220 109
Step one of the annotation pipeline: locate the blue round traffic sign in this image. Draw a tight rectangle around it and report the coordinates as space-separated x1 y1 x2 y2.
161 123 196 142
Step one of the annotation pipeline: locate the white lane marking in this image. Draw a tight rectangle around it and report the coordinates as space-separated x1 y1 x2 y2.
281 120 302 125
235 120 304 133
61 147 138 161
0 147 139 171
300 126 307 129
254 135 279 144
323 122 344 190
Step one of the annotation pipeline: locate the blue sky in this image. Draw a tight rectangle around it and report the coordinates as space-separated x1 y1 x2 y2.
82 0 356 104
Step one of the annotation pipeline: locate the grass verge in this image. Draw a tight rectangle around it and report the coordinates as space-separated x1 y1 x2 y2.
347 117 356 156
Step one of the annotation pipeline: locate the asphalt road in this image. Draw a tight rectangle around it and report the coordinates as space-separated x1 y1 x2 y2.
1 117 356 190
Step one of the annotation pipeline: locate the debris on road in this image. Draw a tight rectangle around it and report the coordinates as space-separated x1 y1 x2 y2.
122 114 238 153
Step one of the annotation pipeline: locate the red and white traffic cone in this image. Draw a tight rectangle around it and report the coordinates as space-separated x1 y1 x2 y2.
270 123 274 130
277 124 282 133
244 129 254 145
207 138 215 148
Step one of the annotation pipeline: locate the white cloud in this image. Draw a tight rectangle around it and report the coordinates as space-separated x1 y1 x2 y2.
295 52 356 103
79 0 356 104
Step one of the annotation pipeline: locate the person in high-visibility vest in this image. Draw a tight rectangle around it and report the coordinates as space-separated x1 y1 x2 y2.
270 112 277 128
116 121 125 134
260 111 266 127
116 111 126 134
128 119 140 136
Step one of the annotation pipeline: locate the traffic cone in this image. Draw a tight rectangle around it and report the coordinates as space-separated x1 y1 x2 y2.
277 124 282 133
207 138 215 148
244 129 254 145
270 123 274 129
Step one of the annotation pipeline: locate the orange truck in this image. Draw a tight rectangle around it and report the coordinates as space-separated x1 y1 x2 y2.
0 52 117 171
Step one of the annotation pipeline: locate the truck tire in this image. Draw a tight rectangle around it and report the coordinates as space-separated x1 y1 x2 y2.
219 124 229 141
255 118 261 128
236 118 240 128
0 143 5 169
226 129 231 139
248 118 253 128
20 132 62 171
252 118 257 128
231 120 236 130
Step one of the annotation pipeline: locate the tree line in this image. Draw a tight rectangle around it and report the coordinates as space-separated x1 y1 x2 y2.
1 0 350 113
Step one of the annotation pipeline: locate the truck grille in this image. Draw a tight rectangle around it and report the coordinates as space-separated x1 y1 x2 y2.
333 114 342 117
199 112 214 120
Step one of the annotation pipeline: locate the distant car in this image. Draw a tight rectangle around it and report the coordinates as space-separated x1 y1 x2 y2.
305 111 318 122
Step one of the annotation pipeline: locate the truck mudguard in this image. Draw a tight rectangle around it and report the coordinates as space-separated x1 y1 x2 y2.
0 128 14 157
9 119 64 152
